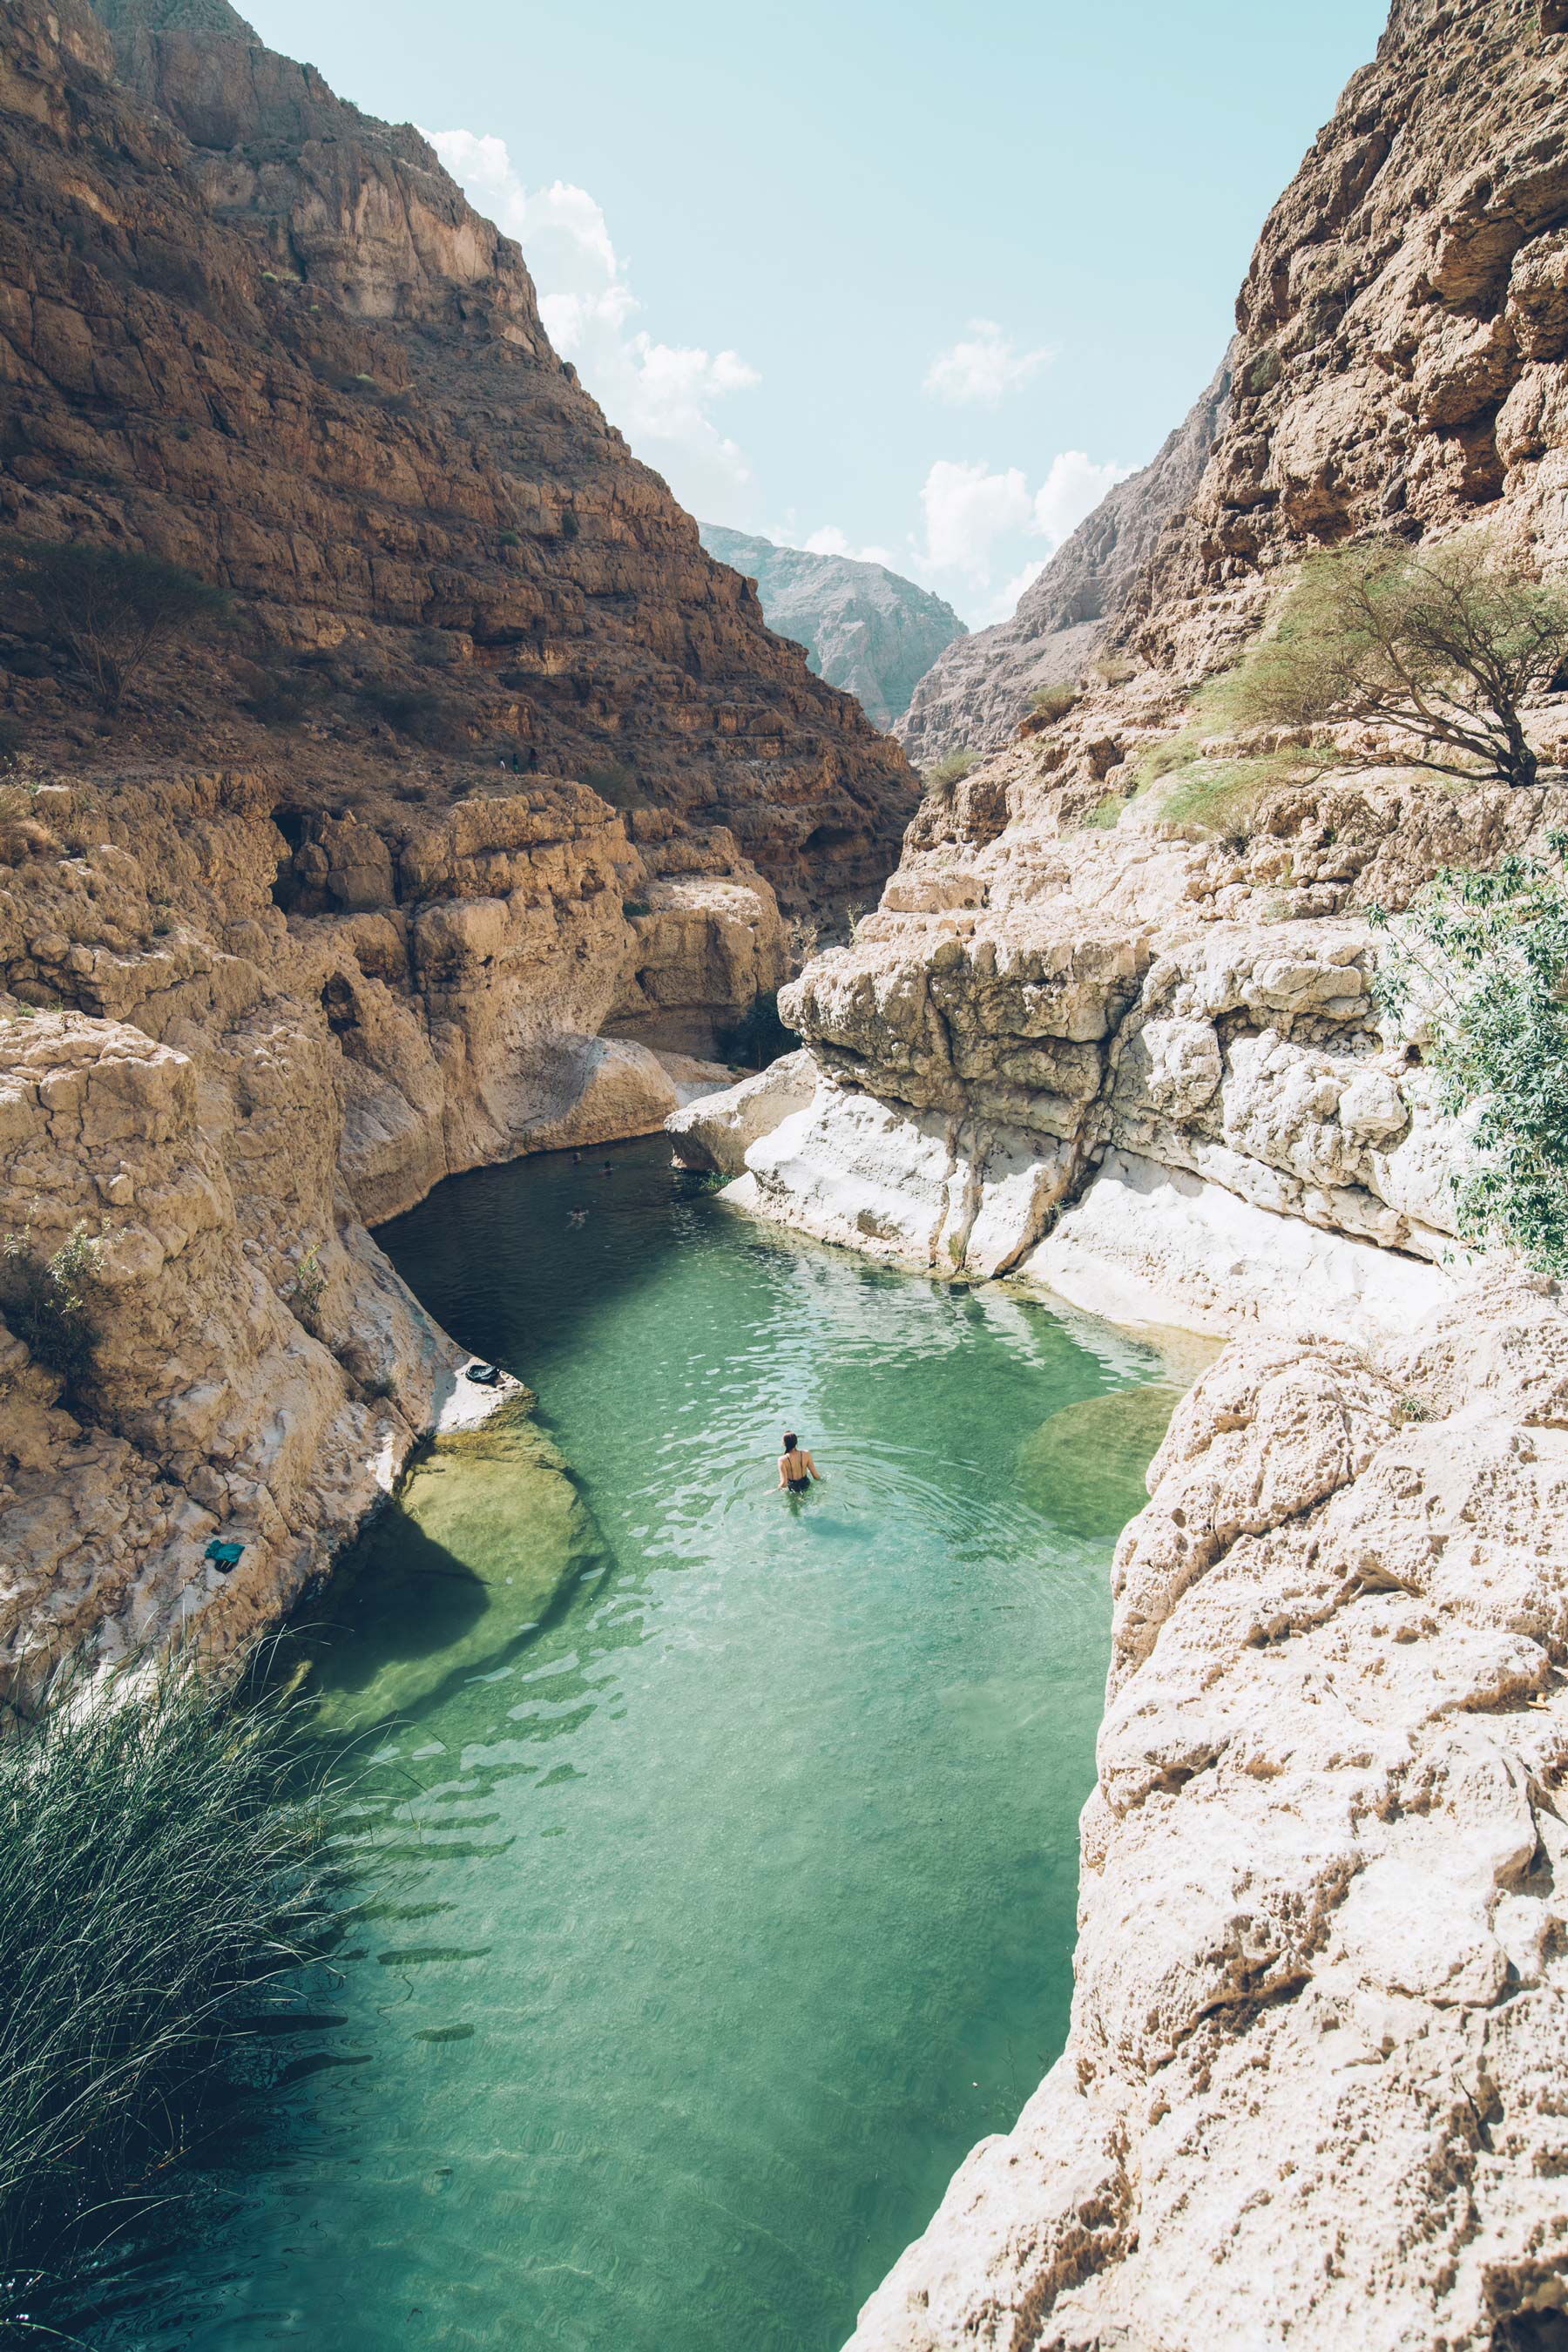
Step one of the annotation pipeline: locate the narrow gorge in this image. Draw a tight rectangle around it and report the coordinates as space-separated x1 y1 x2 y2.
5 0 1568 2348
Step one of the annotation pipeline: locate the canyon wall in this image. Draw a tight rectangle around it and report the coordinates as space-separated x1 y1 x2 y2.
896 359 1232 771
0 0 916 1692
0 0 914 913
671 2 1568 2339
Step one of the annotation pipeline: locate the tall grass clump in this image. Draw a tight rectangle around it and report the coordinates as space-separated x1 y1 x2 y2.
0 1647 351 2317
1026 680 1079 723
923 748 977 795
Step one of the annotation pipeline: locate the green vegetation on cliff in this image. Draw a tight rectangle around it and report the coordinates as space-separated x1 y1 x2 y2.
1375 841 1568 1274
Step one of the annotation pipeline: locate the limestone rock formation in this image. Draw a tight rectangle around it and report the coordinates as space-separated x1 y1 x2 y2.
0 0 919 1686
700 525 966 732
0 0 915 913
678 769 1558 1339
0 762 752 1689
667 3 1568 2335
848 1274 1568 2349
896 361 1231 769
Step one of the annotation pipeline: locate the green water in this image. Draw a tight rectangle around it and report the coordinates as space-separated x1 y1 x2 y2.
79 1138 1180 2352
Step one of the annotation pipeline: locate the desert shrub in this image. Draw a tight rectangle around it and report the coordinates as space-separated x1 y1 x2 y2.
498 530 521 549
355 683 457 747
0 1647 351 2315
1028 681 1080 723
285 1243 328 1335
1 1224 101 1391
1152 748 1311 835
1072 794 1125 831
786 915 820 965
240 665 312 727
1091 652 1138 687
1225 532 1568 791
0 539 228 717
715 990 801 1071
923 749 977 794
1245 344 1283 396
1372 838 1568 1274
622 900 652 919
580 760 639 811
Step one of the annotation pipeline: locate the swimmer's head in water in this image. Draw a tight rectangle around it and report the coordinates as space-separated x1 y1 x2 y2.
782 1431 798 1452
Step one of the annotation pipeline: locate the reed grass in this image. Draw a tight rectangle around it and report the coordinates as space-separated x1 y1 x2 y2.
0 1646 352 2327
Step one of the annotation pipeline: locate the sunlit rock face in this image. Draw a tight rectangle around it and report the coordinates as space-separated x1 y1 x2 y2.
896 360 1232 768
0 0 918 1683
669 2 1568 2335
0 0 916 917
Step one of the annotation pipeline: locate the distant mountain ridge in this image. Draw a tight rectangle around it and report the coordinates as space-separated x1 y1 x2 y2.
700 526 965 733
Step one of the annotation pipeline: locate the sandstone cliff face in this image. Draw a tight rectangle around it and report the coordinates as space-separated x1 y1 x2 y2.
0 0 876 1688
0 0 915 914
700 525 966 733
0 761 752 1691
895 362 1232 770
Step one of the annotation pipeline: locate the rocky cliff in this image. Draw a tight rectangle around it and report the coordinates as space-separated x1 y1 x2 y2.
0 0 917 1693
0 0 915 914
895 362 1232 770
700 525 966 733
671 2 1568 2339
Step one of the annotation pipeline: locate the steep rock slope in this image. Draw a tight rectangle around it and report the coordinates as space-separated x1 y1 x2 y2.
0 0 902 1691
0 0 915 913
671 3 1568 2339
0 760 766 1693
700 524 965 731
895 359 1231 769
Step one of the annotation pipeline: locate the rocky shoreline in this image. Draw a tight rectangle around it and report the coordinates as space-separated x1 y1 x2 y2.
667 770 1568 2343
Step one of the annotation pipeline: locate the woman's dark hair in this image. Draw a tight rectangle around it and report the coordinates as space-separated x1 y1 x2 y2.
782 1431 798 1451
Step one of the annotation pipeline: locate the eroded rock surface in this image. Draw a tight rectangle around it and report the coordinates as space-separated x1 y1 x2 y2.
0 0 916 1686
848 1278 1568 2350
896 359 1232 768
0 761 760 1687
0 0 915 913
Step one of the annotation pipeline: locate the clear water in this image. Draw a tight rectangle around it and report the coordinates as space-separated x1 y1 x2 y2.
73 1138 1182 2352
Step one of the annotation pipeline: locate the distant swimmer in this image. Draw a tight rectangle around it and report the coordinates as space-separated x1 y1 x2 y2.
568 1207 588 1227
777 1431 821 1496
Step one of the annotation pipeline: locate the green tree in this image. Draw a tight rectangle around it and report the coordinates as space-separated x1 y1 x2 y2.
1372 836 1568 1272
0 537 228 716
1229 534 1568 791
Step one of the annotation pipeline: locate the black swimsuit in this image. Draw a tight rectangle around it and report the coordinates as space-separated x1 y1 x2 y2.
784 1454 811 1494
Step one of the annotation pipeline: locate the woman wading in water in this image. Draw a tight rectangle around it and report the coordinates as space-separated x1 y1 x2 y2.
777 1432 821 1497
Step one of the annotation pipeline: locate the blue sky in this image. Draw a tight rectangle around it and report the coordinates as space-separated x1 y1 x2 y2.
241 0 1389 625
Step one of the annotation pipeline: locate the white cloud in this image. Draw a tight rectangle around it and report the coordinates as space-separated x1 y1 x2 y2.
1033 450 1130 544
426 127 760 516
917 460 1035 579
801 524 900 568
906 449 1134 625
973 559 1048 628
924 321 1053 408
